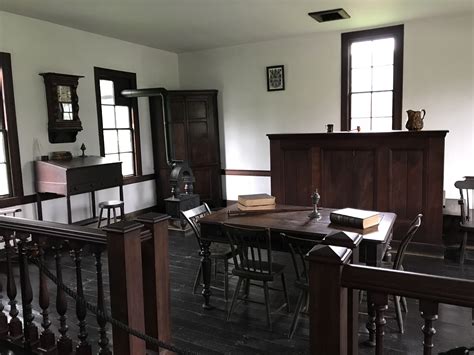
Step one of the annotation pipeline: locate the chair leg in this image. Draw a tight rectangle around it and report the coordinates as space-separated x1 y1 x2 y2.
97 208 104 228
281 273 290 313
401 296 408 313
224 258 229 302
227 277 243 322
214 258 218 280
459 231 468 264
263 281 272 330
113 207 117 223
193 266 202 295
394 295 404 334
288 290 306 339
359 290 365 305
107 208 111 226
244 278 250 300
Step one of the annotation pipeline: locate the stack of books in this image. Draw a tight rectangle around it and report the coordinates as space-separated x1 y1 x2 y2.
237 193 276 211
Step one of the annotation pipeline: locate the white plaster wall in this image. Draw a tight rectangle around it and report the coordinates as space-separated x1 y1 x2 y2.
179 13 474 199
0 11 179 222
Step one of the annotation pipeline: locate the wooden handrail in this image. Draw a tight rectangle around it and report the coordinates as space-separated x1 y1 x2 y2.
342 264 474 309
0 216 106 244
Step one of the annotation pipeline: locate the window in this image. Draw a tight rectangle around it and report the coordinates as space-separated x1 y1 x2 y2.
0 52 23 199
341 25 404 131
94 67 142 177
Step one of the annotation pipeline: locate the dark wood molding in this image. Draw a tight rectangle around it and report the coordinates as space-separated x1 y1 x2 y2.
221 169 271 177
340 24 404 131
0 174 155 209
94 66 143 176
0 52 23 198
123 173 155 185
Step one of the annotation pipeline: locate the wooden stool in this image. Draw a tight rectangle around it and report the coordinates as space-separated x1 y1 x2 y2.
97 200 124 228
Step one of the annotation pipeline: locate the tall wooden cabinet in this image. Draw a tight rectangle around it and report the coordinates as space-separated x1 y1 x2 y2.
268 131 448 246
149 90 222 209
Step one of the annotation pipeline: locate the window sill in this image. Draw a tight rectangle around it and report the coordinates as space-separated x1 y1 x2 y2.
123 173 155 186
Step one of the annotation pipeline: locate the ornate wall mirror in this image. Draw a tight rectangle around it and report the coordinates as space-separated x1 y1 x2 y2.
40 72 84 143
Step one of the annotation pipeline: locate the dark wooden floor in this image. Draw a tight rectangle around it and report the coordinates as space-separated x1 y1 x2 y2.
1 231 473 354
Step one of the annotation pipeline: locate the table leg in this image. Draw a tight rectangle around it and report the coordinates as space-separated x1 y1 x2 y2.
119 185 124 218
364 243 384 346
91 191 96 219
66 195 72 224
36 194 43 221
200 240 214 310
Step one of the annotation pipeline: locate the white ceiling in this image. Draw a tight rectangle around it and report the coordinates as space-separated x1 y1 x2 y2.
1 0 473 53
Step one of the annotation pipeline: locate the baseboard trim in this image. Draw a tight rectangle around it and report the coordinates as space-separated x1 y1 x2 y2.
221 169 271 177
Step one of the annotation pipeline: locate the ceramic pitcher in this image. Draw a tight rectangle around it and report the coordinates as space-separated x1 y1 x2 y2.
406 109 426 131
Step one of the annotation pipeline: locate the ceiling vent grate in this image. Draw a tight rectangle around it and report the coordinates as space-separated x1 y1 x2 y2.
308 8 350 23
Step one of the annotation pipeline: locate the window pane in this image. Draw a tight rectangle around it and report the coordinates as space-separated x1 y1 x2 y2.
118 130 133 152
121 152 134 176
0 134 6 163
100 80 115 105
351 118 371 132
372 38 394 66
103 130 119 154
351 93 371 118
372 91 393 117
372 117 392 131
351 68 372 93
372 65 393 91
102 105 116 128
63 112 72 120
0 163 9 195
115 106 130 128
105 153 119 162
351 41 372 68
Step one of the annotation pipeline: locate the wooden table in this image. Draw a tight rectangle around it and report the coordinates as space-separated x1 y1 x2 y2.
200 204 396 304
35 157 123 224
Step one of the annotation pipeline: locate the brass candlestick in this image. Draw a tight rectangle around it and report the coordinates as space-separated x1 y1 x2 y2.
308 189 321 219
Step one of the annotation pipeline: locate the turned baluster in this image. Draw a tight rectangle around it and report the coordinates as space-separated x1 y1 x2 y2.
72 247 92 355
17 233 39 350
54 245 73 355
37 244 57 354
94 247 111 355
4 233 22 341
365 292 376 347
373 292 389 355
419 300 439 355
0 246 8 339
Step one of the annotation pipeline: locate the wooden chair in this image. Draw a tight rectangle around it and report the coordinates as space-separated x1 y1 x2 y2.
97 200 124 228
387 213 423 333
454 178 474 264
281 233 318 338
181 203 234 301
223 224 290 330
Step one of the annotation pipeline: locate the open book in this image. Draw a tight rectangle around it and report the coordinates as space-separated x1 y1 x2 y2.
329 208 381 229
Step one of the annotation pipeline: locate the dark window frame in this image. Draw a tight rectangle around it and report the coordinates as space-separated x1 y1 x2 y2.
341 25 404 131
94 67 142 179
0 52 23 199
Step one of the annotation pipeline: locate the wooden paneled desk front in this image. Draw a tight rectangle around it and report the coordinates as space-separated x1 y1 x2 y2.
200 204 396 345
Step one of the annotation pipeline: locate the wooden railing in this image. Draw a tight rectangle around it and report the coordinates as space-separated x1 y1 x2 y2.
0 212 171 355
307 244 474 355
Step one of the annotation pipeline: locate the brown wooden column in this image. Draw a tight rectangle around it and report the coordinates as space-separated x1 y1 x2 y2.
104 221 146 355
306 244 353 355
136 213 171 353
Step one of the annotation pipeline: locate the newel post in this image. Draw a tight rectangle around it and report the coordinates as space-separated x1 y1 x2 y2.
104 221 146 355
135 212 171 353
306 244 353 355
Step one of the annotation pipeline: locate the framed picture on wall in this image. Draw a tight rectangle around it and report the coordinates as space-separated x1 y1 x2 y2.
266 65 285 91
